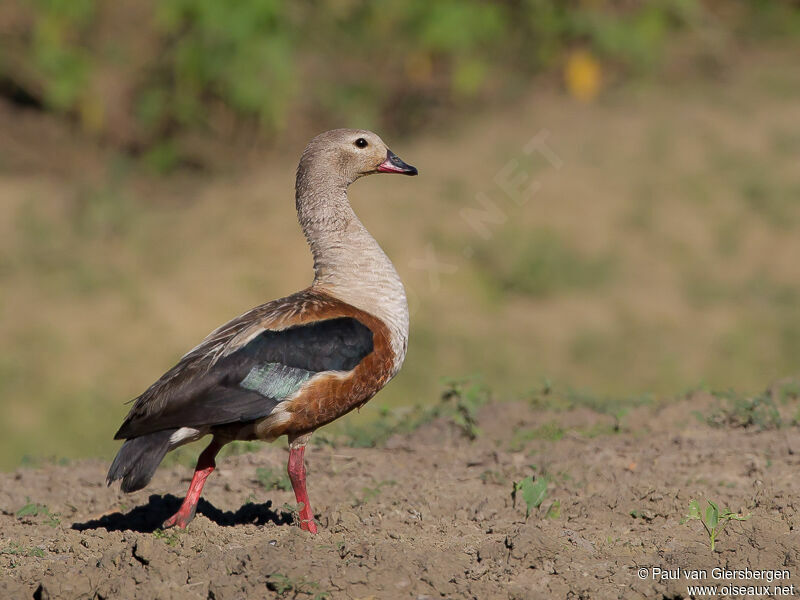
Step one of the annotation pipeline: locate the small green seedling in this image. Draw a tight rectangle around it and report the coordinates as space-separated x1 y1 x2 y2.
15 498 60 527
153 528 181 546
681 499 750 551
512 476 548 518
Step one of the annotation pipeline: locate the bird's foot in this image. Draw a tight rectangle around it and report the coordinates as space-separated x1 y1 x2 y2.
162 504 197 529
299 515 318 534
295 500 318 533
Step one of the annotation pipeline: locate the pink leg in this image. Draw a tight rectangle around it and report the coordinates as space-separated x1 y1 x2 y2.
162 439 222 529
287 444 318 533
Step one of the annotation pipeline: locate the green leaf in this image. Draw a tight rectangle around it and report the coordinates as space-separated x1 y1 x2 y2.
513 476 548 517
526 478 548 510
16 499 41 518
706 501 719 530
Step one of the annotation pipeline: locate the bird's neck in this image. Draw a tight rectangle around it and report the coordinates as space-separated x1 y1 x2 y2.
296 183 409 366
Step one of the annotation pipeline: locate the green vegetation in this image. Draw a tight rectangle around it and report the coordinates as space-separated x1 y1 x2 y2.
153 528 181 547
777 381 800 404
439 376 490 440
691 380 800 431
504 383 656 451
163 440 265 470
529 382 655 420
3 1 797 161
315 406 418 449
16 499 60 528
1 542 45 559
512 476 549 518
316 376 490 449
510 422 565 452
680 500 750 552
703 389 782 431
256 466 292 492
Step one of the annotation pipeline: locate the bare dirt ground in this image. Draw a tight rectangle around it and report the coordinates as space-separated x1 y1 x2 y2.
1 391 799 600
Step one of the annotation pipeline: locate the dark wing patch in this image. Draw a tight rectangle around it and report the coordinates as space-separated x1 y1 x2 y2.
115 317 374 439
234 317 375 372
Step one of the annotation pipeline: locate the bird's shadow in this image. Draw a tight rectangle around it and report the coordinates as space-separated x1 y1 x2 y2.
71 494 294 533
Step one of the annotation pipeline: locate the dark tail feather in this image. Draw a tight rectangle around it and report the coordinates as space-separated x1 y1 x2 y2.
106 429 177 493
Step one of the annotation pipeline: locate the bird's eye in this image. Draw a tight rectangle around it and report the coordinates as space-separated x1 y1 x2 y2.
354 138 368 148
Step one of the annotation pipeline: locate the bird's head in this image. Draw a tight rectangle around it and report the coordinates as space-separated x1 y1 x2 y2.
298 129 418 188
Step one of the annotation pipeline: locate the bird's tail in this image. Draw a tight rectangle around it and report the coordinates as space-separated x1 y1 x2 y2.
106 429 177 493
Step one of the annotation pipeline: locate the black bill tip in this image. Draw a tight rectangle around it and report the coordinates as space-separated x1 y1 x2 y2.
377 149 418 176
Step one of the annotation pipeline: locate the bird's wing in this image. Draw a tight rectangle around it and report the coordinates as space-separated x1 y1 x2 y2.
114 291 374 439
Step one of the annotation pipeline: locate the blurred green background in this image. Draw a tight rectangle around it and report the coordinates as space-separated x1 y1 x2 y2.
1 0 800 468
